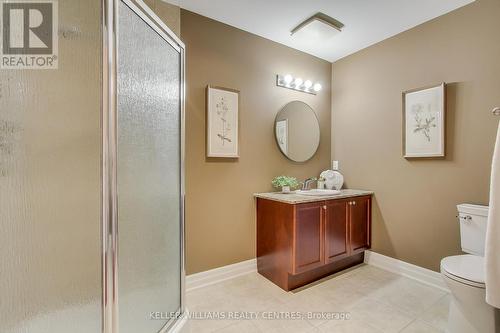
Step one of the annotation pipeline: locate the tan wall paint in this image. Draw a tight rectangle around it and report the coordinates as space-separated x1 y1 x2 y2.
331 0 500 271
181 10 332 274
144 0 181 37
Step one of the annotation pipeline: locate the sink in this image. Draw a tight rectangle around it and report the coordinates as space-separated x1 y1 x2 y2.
295 189 341 196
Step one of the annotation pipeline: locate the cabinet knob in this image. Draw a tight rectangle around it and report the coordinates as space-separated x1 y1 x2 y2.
323 205 327 210
353 201 357 206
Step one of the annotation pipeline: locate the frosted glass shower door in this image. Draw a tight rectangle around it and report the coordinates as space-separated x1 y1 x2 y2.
116 2 183 333
0 1 102 332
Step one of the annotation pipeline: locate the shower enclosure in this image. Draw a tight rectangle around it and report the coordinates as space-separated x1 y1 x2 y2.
0 0 186 332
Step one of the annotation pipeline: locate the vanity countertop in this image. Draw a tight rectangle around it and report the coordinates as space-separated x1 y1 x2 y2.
254 189 374 205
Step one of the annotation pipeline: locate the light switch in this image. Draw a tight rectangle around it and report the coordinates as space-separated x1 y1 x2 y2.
332 160 339 170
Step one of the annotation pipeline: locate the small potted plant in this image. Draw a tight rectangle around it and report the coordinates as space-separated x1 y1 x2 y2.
271 175 300 193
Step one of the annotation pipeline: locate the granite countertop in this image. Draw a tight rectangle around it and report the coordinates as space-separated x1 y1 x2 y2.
254 189 374 204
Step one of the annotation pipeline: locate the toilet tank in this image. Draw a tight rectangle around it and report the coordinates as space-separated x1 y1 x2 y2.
457 204 489 256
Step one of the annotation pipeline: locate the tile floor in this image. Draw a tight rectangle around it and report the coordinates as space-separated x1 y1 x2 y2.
186 264 450 333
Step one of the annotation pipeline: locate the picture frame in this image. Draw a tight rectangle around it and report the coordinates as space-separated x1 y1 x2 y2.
403 83 446 158
206 85 240 158
275 119 288 155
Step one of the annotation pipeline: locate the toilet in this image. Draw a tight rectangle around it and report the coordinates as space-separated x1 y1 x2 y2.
441 204 500 333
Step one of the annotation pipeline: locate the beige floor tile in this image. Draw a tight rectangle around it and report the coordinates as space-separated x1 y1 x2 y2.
418 295 450 331
229 274 291 303
252 317 315 333
367 276 447 316
225 285 284 312
187 265 450 333
252 302 316 333
214 320 262 333
188 292 239 314
301 268 375 314
280 290 347 326
400 319 444 333
317 317 384 333
186 285 240 332
349 298 414 333
307 272 357 295
338 267 402 297
187 319 233 333
190 274 285 312
351 265 401 281
273 282 320 305
310 278 368 311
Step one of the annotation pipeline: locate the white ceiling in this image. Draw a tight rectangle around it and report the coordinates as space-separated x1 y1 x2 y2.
167 0 475 62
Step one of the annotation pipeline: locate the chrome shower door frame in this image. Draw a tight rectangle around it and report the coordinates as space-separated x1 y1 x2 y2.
102 1 186 332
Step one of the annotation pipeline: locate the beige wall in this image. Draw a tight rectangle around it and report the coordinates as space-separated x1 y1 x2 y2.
331 0 500 271
181 10 332 274
145 0 181 37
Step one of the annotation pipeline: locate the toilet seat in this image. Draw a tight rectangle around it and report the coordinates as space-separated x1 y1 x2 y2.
441 255 485 288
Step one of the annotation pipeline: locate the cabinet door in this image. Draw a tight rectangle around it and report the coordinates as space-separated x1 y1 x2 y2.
349 196 371 254
324 200 350 263
293 202 324 274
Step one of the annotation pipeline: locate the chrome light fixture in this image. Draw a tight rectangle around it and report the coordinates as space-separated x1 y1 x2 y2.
276 74 322 95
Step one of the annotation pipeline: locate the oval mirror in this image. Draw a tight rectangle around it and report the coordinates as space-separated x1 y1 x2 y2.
274 101 320 162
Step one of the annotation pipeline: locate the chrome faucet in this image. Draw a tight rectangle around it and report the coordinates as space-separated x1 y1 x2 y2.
302 178 317 190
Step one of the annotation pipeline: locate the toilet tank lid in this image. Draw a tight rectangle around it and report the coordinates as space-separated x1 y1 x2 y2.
457 204 489 217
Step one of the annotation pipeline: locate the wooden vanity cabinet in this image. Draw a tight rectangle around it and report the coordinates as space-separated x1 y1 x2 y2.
293 202 325 274
349 196 371 254
324 199 350 264
257 195 371 291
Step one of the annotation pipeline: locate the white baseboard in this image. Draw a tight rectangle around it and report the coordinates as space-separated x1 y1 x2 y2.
185 252 449 293
364 250 449 292
186 259 257 292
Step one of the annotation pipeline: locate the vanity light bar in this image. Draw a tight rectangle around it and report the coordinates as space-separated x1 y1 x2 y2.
276 74 322 95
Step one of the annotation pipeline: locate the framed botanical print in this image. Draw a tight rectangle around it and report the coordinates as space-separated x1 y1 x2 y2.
403 83 446 158
206 85 239 158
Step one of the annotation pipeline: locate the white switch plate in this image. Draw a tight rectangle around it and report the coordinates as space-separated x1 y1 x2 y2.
332 160 339 170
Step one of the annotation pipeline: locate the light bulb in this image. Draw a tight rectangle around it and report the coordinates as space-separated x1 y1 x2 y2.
294 78 303 87
304 80 312 89
313 83 322 92
284 74 293 85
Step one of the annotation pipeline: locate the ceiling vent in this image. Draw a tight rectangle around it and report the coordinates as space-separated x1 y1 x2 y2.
291 13 344 40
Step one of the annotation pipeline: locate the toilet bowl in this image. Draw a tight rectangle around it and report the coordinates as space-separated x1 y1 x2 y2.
441 255 499 333
440 204 500 333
